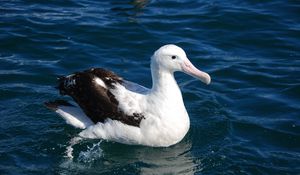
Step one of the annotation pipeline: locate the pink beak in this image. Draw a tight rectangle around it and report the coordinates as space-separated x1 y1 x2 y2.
181 58 211 85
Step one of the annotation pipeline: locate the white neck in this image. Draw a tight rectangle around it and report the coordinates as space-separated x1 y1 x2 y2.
146 61 190 145
149 62 182 101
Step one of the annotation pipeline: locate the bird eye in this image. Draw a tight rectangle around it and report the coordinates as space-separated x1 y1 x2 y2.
171 55 176 59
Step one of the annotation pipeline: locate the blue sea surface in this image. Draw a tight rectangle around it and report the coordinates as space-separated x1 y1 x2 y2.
0 0 299 174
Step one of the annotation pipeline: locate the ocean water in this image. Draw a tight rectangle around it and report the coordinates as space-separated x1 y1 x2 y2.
0 0 299 174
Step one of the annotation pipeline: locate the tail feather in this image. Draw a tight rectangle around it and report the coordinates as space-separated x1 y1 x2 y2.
44 99 93 129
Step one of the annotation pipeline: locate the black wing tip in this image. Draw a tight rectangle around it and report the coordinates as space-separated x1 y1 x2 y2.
44 100 74 110
56 75 68 95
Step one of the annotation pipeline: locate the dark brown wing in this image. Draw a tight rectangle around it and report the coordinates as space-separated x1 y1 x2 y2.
55 68 144 127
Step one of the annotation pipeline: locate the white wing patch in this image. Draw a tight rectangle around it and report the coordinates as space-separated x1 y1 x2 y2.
110 83 145 116
94 77 107 88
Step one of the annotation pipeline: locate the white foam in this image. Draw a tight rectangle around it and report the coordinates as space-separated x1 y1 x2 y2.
78 141 103 163
65 136 83 159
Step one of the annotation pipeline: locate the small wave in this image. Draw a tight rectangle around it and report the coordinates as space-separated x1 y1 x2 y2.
0 54 60 66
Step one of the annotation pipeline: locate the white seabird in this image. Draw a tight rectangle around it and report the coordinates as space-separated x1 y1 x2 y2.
45 44 211 147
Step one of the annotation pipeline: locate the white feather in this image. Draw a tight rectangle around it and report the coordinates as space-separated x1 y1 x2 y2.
94 77 107 88
55 106 93 129
110 83 145 116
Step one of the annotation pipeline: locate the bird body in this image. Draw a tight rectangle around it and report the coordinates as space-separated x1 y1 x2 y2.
45 44 210 147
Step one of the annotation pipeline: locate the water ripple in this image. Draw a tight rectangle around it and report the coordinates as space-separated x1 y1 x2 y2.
1 0 299 174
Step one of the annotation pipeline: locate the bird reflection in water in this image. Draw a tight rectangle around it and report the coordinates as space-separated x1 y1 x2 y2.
100 139 199 174
59 137 200 174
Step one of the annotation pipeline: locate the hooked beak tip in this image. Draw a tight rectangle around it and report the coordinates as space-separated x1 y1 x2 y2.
203 74 211 85
182 59 211 85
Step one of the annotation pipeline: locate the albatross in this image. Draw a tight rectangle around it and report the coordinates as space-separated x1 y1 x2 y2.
45 44 211 147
